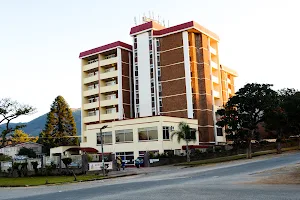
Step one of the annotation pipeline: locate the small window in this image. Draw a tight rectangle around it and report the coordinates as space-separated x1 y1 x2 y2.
156 40 160 47
97 132 112 144
163 126 170 140
217 127 223 136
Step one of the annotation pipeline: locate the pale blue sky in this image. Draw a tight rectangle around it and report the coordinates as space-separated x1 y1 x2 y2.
0 0 299 122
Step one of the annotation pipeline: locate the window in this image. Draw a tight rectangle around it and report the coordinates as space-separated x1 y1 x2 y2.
106 94 116 100
116 152 134 165
159 98 163 107
105 67 115 73
106 107 116 114
106 80 116 86
88 97 98 103
158 82 162 92
163 126 170 140
188 129 197 140
105 54 116 59
134 50 137 58
217 127 223 136
138 127 158 141
97 132 112 144
88 110 98 116
156 40 160 47
157 53 160 62
88 83 98 90
115 129 133 143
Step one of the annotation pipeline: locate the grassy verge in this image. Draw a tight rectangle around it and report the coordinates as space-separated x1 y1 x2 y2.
0 174 105 187
176 146 299 167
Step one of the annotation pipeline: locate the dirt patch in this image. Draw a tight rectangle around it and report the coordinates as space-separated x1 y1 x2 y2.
251 164 300 184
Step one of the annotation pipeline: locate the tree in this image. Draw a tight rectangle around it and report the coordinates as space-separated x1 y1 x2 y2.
0 98 36 147
62 157 77 180
171 122 196 162
18 147 37 158
216 83 277 159
40 96 78 154
11 130 38 143
282 91 300 148
0 154 12 161
263 88 297 154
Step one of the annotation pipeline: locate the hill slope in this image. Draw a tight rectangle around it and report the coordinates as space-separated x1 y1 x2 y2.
0 109 81 136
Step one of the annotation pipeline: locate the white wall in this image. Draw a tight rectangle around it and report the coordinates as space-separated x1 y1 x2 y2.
137 32 152 117
182 31 193 119
81 117 199 160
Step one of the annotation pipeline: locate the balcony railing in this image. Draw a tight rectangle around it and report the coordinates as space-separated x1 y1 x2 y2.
210 47 217 55
100 98 118 107
101 112 119 121
212 76 219 84
83 75 98 84
213 90 220 98
100 84 118 93
83 102 99 110
83 88 98 97
210 60 218 69
100 70 118 80
83 62 98 72
83 115 99 123
100 57 118 66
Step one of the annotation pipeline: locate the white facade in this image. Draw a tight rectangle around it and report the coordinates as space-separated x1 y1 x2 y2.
81 116 199 165
135 32 152 117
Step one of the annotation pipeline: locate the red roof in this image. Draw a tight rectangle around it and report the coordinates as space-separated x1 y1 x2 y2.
130 21 165 35
153 21 219 41
79 41 132 58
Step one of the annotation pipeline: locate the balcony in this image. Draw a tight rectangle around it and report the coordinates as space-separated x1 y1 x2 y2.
100 70 118 80
100 57 118 66
101 112 119 121
227 78 231 84
83 88 98 97
83 102 99 110
100 84 118 94
210 60 218 69
213 90 220 98
83 62 98 72
212 76 219 84
83 75 98 84
210 47 217 55
100 98 118 107
83 115 99 123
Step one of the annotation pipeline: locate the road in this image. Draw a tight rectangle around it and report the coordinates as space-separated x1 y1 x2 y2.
1 152 300 200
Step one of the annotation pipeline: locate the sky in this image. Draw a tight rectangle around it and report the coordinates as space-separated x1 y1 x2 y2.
0 0 299 123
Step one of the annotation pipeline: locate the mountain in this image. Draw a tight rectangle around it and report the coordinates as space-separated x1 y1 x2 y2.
0 109 81 136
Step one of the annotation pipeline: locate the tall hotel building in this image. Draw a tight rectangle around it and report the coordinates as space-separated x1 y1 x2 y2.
79 19 237 160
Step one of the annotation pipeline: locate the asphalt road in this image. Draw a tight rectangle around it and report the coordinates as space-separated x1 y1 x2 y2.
1 152 300 200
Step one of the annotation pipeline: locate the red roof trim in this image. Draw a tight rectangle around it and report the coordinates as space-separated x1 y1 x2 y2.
153 21 194 36
79 41 132 58
65 147 99 153
153 21 220 41
130 21 153 35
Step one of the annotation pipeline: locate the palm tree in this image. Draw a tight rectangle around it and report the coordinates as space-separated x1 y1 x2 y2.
171 122 196 162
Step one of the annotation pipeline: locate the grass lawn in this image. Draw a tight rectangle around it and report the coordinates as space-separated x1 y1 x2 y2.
176 146 299 167
0 174 105 187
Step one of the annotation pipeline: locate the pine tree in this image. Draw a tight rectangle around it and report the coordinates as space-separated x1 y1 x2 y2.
41 96 78 153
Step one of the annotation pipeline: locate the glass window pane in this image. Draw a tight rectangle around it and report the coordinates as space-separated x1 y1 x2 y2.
115 130 124 143
125 130 133 142
148 127 158 140
138 128 148 140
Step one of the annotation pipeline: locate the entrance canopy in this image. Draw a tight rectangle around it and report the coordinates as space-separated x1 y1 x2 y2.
64 147 99 153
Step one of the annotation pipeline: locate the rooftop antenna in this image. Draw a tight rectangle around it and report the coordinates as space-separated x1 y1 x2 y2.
134 17 137 25
168 20 170 27
149 11 151 19
152 11 155 20
163 19 165 27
